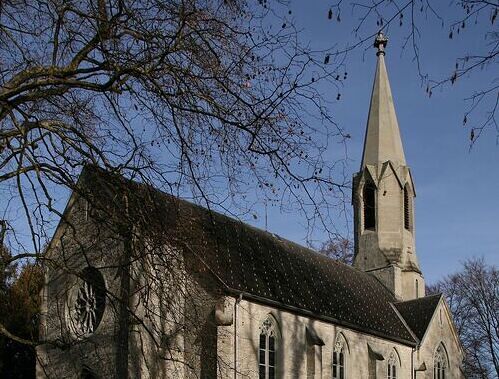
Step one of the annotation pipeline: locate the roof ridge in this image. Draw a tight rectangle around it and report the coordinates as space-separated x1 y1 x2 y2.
390 302 420 344
393 293 442 305
393 293 443 341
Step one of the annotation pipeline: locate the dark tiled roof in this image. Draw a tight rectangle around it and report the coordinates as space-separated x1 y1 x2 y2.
79 165 416 346
394 294 442 341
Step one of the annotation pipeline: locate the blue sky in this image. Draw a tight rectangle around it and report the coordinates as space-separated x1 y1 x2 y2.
2 1 496 285
246 1 499 284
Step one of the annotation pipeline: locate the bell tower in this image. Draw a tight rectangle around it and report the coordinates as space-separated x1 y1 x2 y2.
352 32 424 301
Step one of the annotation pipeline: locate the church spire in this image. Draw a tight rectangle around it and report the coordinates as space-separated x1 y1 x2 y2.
361 32 406 168
353 33 424 301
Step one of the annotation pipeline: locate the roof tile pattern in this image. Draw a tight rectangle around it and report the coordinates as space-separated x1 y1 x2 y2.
394 294 442 341
81 165 416 345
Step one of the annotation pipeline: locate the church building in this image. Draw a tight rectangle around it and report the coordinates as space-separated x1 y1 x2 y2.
37 33 464 378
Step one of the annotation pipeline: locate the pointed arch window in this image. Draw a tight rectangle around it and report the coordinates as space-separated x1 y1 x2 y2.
363 180 376 230
434 343 448 379
404 185 411 231
387 350 398 379
259 315 278 379
332 333 347 379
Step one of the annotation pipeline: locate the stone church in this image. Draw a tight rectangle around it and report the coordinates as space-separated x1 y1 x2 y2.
37 33 464 378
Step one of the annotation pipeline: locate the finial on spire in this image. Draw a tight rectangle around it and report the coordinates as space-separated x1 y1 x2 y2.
374 31 388 56
361 29 405 169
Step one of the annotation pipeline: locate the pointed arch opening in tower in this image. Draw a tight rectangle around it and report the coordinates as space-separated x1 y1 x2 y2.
363 180 376 230
404 185 411 231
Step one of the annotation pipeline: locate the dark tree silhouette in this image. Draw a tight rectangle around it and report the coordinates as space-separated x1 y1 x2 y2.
0 245 43 378
427 258 499 379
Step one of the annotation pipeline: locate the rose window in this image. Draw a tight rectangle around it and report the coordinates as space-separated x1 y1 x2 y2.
68 267 106 337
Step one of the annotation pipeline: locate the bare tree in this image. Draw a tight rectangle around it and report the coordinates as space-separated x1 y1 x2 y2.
0 0 353 267
0 0 351 374
317 237 353 265
0 0 351 254
1 0 495 375
327 0 498 144
427 258 499 379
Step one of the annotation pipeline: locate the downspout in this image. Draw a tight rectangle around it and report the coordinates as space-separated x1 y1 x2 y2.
411 347 415 379
413 346 427 378
234 293 243 379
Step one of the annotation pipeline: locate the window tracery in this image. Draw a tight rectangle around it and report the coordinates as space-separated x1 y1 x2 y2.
67 267 106 338
387 350 398 379
332 333 347 379
259 315 278 379
434 343 448 379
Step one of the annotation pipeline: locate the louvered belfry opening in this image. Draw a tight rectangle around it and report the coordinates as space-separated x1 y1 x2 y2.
404 185 411 231
363 180 376 230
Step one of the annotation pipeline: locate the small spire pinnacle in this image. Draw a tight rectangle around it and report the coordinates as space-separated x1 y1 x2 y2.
374 31 388 56
361 30 406 168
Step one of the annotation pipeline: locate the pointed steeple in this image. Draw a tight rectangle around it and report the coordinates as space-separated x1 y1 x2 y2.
361 32 406 168
353 33 424 301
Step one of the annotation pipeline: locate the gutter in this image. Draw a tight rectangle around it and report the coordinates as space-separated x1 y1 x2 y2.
226 288 417 348
182 241 417 348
